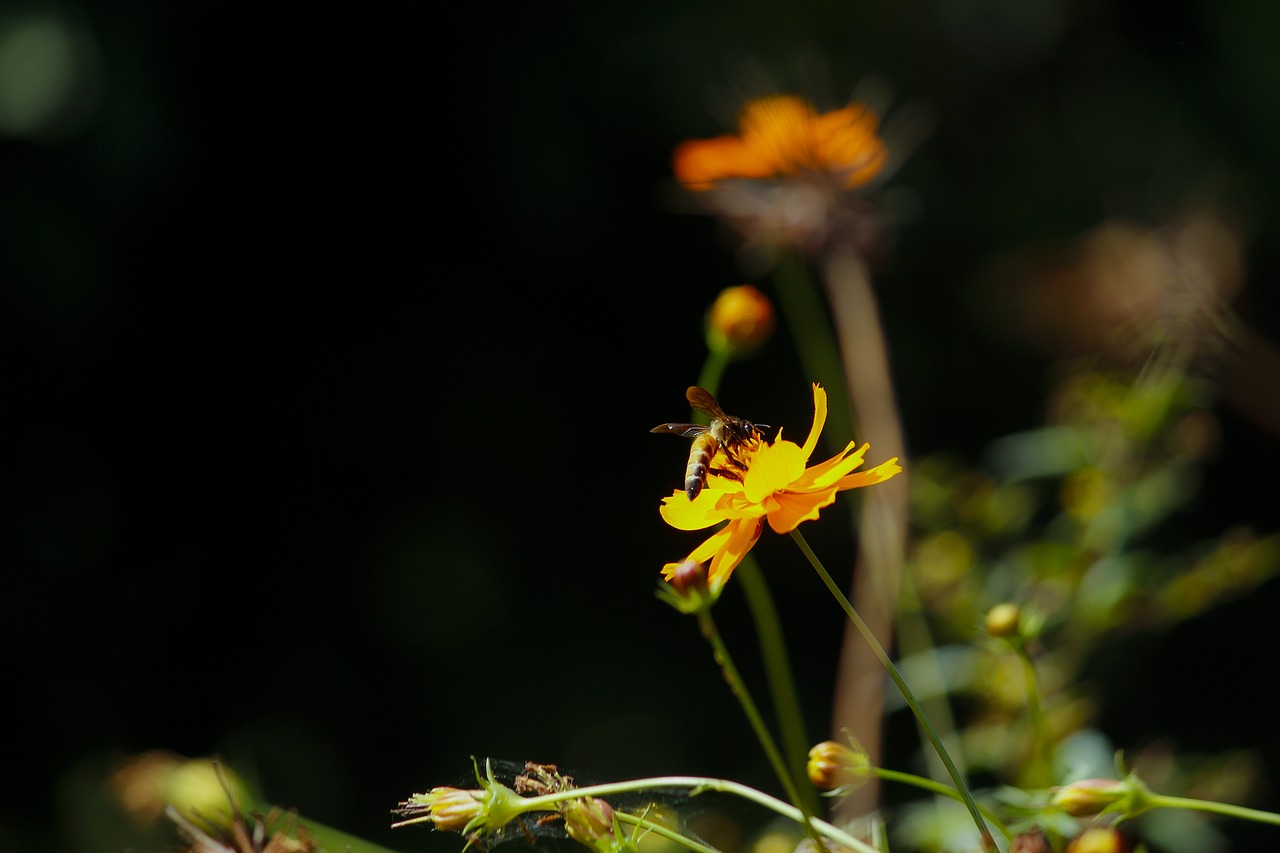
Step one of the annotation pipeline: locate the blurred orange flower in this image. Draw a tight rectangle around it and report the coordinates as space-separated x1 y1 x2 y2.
660 384 901 590
674 96 888 191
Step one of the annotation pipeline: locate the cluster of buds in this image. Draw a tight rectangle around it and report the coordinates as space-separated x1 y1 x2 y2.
394 760 636 853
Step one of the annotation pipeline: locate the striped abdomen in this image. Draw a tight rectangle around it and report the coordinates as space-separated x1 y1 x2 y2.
684 432 720 500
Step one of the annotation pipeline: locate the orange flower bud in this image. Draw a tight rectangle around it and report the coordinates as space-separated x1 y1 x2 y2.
706 285 775 357
806 740 870 791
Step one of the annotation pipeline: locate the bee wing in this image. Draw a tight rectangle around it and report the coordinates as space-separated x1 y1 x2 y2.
686 386 729 421
651 423 708 438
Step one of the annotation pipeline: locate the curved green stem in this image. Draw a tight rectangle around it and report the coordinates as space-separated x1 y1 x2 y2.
513 776 879 853
1142 794 1280 826
873 769 1013 841
696 349 731 402
613 810 721 853
790 529 998 852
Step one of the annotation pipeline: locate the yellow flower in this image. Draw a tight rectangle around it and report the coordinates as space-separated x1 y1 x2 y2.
673 96 888 191
660 384 901 590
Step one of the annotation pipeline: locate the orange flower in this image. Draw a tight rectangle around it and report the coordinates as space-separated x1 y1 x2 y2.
673 96 888 191
706 284 775 357
660 384 901 591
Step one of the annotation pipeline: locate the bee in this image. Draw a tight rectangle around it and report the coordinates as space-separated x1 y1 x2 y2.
651 386 767 500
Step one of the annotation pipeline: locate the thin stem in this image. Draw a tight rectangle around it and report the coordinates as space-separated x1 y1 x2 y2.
696 609 831 853
1014 642 1052 788
735 556 820 815
1143 794 1280 827
513 776 879 853
790 529 998 852
873 768 1013 841
771 253 856 448
242 808 404 853
613 811 721 853
696 348 731 401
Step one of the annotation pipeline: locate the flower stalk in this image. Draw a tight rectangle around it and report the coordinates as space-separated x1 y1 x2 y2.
505 775 880 853
790 529 998 851
693 607 832 853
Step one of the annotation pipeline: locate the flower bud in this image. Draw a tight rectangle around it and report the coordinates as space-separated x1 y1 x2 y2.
706 285 775 358
806 739 870 791
421 787 486 832
563 797 617 853
1050 779 1127 818
659 558 721 614
985 602 1022 639
1065 827 1128 853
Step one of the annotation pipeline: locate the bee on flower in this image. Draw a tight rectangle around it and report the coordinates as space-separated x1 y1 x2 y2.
657 383 901 593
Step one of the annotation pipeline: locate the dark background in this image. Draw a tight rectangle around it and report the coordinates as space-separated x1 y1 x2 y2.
4 0 1280 850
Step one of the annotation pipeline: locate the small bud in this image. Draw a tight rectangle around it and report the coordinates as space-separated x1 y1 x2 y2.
985 602 1022 639
563 797 617 853
807 739 870 791
421 787 487 832
1050 779 1127 818
706 285 775 358
658 559 720 614
1065 827 1128 853
670 559 708 596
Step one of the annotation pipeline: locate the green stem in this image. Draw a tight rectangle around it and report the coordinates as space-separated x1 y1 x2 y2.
873 769 1013 841
771 253 855 450
696 610 831 853
1014 642 1052 788
245 807 404 853
790 529 998 852
696 348 731 401
613 810 721 853
735 556 820 815
512 776 879 853
1143 794 1280 827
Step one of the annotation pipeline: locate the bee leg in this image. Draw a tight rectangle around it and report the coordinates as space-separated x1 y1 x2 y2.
709 466 744 482
723 449 751 472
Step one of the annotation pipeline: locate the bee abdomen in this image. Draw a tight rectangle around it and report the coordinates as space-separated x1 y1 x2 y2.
684 434 718 500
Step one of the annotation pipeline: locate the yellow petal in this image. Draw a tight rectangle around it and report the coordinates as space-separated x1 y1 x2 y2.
707 517 763 588
765 487 839 533
800 384 827 460
833 457 903 491
744 440 807 502
794 442 870 490
659 488 731 531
